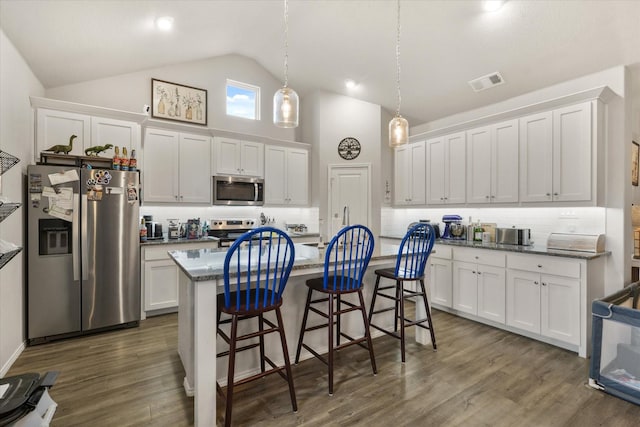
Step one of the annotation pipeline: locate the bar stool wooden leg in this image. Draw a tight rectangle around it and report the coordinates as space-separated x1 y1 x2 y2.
419 279 437 350
225 315 239 427
398 280 406 363
394 281 400 332
368 275 382 325
328 290 335 396
259 313 266 373
275 306 298 412
358 289 377 374
336 294 341 349
295 288 313 364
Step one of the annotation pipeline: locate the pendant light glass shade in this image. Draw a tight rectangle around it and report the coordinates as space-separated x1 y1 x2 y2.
389 114 409 147
388 0 408 147
274 0 299 128
273 86 299 128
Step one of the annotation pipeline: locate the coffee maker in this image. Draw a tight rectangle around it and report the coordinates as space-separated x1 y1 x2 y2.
441 215 464 240
143 215 163 240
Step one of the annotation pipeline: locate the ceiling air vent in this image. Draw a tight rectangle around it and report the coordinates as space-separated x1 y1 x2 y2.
468 72 505 92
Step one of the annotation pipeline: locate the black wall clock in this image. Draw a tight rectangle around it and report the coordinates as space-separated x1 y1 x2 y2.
338 137 361 160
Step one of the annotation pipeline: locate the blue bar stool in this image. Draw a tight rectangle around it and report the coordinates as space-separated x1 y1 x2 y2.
216 227 297 427
368 222 437 362
294 225 376 395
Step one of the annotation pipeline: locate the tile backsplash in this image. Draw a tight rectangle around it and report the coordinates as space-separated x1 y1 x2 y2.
381 207 606 246
140 205 319 233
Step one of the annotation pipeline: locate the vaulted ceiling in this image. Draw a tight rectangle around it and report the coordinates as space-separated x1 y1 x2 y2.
1 0 639 125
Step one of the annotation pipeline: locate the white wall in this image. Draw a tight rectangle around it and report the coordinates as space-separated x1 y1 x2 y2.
401 66 630 295
45 54 300 142
302 91 382 240
0 29 44 376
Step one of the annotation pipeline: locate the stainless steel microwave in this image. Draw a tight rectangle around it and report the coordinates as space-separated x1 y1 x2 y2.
212 175 264 206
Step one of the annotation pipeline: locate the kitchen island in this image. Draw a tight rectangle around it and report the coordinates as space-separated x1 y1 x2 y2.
169 242 420 427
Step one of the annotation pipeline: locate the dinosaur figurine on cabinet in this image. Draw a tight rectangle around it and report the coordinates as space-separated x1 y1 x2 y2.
44 134 76 155
84 143 113 156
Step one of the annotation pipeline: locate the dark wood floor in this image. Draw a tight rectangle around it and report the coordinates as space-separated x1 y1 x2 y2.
7 308 640 426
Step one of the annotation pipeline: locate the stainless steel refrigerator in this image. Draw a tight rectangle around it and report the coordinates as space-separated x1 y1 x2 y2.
27 164 140 344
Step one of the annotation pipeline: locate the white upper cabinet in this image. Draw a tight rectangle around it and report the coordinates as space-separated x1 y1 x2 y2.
394 141 426 205
466 119 518 204
35 108 141 163
213 137 264 177
426 132 465 205
520 101 593 203
143 128 211 204
264 145 309 206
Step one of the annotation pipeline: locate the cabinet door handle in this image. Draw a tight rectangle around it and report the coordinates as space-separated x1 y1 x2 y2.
472 271 476 274
542 282 547 286
175 195 179 200
537 264 542 268
491 195 495 199
534 281 539 285
477 271 482 275
546 193 551 197
553 192 558 196
180 195 183 199
475 256 479 259
440 197 444 201
444 197 448 200
485 195 490 199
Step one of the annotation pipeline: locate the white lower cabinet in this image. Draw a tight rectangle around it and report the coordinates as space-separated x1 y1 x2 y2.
428 245 603 357
506 260 580 346
452 247 506 322
141 242 213 317
429 245 452 308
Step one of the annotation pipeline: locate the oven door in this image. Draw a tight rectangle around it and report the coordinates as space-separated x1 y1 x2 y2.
213 175 264 206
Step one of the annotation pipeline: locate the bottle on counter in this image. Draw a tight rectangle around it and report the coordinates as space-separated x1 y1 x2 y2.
112 146 121 170
467 216 474 241
129 149 137 171
139 218 147 242
121 147 130 171
473 220 484 242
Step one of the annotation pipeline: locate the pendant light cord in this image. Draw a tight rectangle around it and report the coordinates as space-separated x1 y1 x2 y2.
283 0 289 88
395 0 402 117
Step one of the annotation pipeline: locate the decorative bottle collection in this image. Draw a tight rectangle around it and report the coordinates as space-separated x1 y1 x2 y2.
110 146 137 172
112 146 121 170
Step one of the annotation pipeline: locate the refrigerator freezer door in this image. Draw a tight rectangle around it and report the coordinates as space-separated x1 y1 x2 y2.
27 165 81 340
81 169 140 331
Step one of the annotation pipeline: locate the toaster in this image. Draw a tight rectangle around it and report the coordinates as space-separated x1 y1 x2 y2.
496 228 532 246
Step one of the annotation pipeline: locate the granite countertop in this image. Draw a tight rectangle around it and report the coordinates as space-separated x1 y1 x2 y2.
140 236 220 246
169 242 400 282
379 235 609 260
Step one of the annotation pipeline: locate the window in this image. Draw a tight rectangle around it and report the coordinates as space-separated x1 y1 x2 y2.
226 80 260 120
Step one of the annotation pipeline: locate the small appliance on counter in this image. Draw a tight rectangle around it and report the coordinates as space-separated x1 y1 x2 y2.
407 220 440 238
168 219 180 239
547 233 605 253
496 227 532 246
143 215 164 240
441 215 464 240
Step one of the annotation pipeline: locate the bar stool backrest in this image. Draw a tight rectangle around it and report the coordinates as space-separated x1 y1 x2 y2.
394 223 435 279
323 225 375 292
223 226 295 311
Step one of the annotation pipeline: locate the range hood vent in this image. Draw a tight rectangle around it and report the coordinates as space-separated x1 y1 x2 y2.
468 72 505 92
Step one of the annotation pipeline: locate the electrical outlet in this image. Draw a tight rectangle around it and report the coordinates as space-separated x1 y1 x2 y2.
559 211 578 219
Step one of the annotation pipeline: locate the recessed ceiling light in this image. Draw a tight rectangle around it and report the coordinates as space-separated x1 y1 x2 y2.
483 1 505 12
345 79 357 89
156 16 174 31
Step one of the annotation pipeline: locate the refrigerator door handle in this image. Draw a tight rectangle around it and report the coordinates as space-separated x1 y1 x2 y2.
72 193 80 281
81 194 89 281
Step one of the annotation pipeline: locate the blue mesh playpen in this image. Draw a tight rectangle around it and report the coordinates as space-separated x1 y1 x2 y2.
589 283 640 405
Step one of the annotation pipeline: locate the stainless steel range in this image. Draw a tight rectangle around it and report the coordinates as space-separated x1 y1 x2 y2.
208 218 258 247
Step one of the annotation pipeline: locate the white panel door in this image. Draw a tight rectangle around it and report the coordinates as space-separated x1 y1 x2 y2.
144 260 179 311
506 269 541 333
429 258 452 308
394 145 410 205
36 108 91 160
446 132 466 204
541 274 580 345
519 112 553 202
329 166 369 237
491 119 519 203
265 145 287 204
143 129 180 202
452 261 477 315
477 265 506 324
286 148 309 205
408 141 426 205
240 141 264 177
426 137 446 204
553 102 591 202
466 126 492 204
213 137 241 175
91 117 140 157
179 133 211 203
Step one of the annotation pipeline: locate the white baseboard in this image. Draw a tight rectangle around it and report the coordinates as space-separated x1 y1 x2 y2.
0 341 25 377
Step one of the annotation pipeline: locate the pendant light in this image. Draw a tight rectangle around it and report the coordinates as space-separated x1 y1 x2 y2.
389 0 408 147
274 0 299 128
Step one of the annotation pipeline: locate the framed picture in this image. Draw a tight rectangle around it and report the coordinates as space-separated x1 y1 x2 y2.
633 141 639 186
151 78 207 125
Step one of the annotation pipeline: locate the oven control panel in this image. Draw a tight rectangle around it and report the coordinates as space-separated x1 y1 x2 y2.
209 218 256 230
